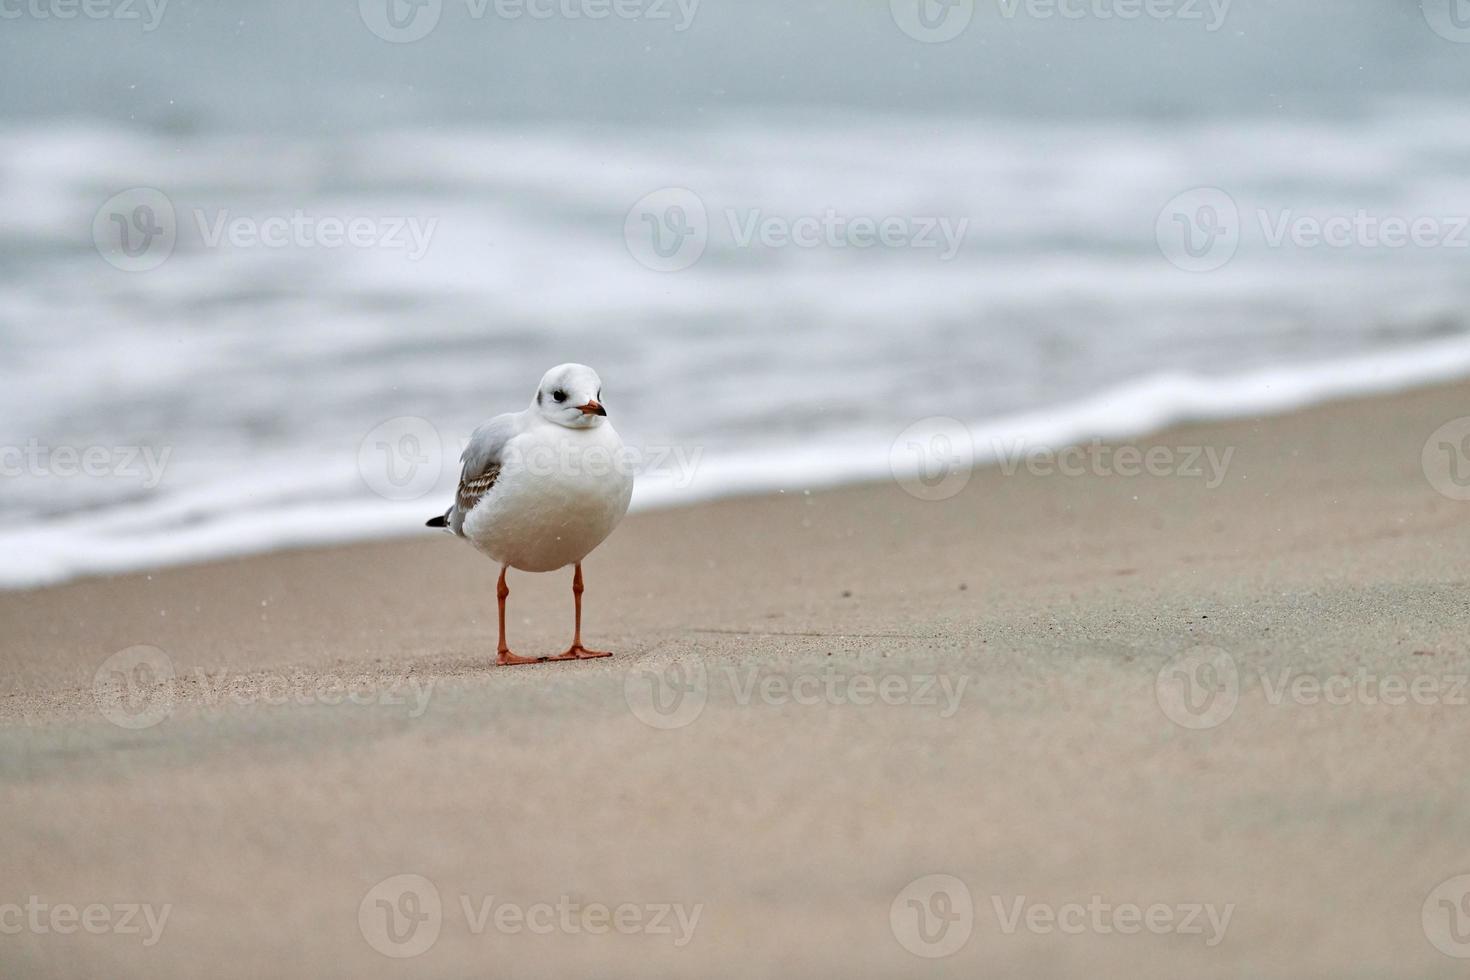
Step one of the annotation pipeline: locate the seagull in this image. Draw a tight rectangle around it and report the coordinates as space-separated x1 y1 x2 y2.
426 364 634 666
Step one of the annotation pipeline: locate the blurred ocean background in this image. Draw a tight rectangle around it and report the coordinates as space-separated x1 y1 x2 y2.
3 0 1470 586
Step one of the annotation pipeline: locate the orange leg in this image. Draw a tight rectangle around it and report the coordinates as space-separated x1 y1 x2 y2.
548 563 612 661
496 566 546 666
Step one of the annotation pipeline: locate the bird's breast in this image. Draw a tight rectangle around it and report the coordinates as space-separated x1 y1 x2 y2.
462 425 633 572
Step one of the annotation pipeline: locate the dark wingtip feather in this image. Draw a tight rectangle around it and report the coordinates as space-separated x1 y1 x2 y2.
425 514 448 528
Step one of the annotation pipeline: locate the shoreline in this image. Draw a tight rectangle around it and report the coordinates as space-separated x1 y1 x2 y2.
7 336 1470 591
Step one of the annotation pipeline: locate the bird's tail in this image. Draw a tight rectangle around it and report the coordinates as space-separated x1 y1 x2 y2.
425 509 450 529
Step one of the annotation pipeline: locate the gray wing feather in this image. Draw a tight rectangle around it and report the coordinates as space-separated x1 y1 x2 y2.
447 412 518 536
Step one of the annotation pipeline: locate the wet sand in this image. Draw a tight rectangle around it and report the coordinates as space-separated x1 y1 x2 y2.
3 382 1470 977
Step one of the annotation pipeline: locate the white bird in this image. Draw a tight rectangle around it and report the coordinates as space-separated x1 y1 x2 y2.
427 364 634 666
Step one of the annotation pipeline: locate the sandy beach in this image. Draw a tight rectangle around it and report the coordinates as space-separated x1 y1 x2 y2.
4 381 1470 978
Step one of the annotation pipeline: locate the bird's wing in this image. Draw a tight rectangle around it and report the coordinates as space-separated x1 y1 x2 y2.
449 412 519 535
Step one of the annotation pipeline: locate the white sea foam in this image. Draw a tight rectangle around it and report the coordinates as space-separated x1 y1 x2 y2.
6 109 1470 587
2 337 1468 589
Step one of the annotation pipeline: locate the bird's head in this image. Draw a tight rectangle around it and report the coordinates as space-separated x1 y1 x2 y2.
533 363 607 429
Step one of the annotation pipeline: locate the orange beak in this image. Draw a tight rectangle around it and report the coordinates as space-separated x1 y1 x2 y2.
578 400 607 417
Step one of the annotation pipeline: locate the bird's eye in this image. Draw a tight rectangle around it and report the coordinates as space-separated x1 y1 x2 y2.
552 389 567 403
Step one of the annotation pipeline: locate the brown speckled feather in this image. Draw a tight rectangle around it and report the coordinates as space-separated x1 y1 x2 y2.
457 464 501 516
